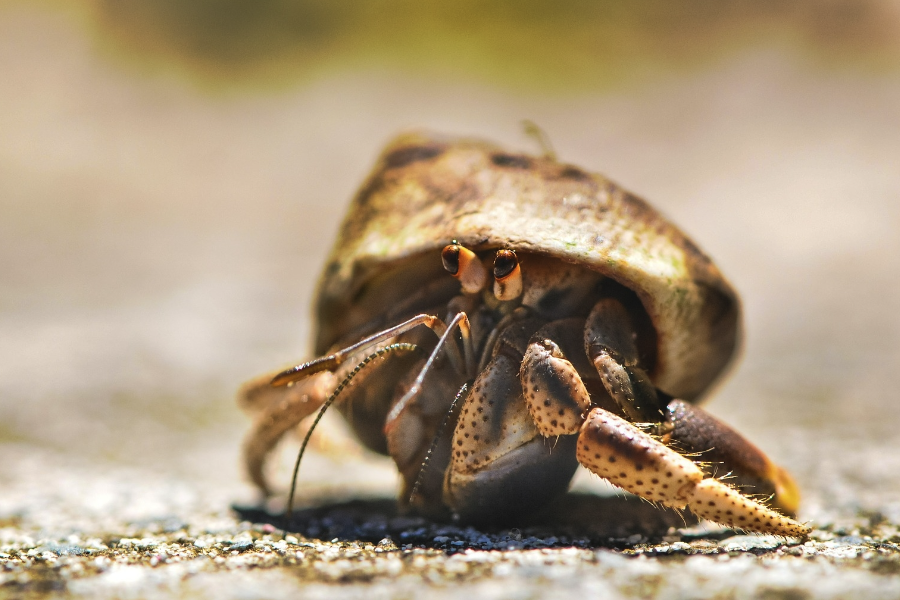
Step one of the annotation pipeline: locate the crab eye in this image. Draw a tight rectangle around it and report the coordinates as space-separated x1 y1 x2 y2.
493 249 523 301
493 249 517 279
441 243 461 275
442 242 487 294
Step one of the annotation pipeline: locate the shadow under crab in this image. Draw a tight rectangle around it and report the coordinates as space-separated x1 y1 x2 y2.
234 492 704 551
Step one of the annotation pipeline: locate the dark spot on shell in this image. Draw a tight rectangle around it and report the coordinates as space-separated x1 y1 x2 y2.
491 153 532 169
383 144 444 169
558 165 590 180
323 261 340 277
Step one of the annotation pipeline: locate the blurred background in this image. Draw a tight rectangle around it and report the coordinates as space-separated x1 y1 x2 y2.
1 0 899 528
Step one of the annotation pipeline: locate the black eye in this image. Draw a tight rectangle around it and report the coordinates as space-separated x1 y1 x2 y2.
442 244 461 275
493 249 518 280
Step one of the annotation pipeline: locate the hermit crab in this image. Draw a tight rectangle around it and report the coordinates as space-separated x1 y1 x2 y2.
239 132 809 537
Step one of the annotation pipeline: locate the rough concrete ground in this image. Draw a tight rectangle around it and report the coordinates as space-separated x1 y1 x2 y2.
2 442 900 600
2 6 900 599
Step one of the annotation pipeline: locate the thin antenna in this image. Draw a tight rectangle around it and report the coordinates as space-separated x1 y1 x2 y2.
407 382 469 505
282 342 418 538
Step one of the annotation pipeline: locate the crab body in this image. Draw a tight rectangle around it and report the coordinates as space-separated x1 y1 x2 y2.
240 133 808 537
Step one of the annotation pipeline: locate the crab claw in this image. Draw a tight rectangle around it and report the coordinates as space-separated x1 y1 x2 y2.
577 408 810 538
685 478 810 537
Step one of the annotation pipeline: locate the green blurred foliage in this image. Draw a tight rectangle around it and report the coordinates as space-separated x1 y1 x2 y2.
11 0 900 90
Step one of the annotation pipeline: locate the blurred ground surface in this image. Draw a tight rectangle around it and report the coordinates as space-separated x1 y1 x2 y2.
2 4 900 599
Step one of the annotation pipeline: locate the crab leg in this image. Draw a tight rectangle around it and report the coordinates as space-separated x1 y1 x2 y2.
383 312 475 505
385 312 472 426
520 325 591 436
577 408 810 537
583 298 665 424
239 370 336 494
520 328 808 536
244 341 428 496
271 313 466 387
664 399 802 516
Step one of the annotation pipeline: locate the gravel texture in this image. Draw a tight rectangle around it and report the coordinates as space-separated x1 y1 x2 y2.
2 445 900 600
2 6 900 599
